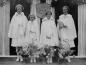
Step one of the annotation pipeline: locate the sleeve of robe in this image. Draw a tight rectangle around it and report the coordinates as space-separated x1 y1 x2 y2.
22 15 28 36
65 15 77 40
8 14 16 38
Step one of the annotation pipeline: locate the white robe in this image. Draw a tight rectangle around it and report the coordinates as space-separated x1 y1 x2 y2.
40 17 59 47
58 14 77 47
8 12 28 47
25 19 40 46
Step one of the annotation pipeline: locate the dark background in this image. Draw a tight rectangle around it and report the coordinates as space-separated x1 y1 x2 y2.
10 0 78 56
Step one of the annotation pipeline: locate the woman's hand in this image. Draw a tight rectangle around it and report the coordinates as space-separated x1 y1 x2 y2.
59 22 64 29
57 20 64 29
58 20 68 29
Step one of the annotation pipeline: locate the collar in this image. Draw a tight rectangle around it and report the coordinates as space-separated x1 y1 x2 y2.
43 16 54 21
15 12 24 16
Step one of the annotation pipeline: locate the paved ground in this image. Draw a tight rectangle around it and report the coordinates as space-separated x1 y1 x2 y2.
0 57 86 65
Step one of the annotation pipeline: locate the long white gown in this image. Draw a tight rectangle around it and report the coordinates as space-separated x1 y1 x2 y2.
40 17 59 47
25 19 40 46
58 14 77 48
8 12 28 47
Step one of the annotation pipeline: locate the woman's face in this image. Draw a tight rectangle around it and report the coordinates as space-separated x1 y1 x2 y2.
63 6 68 15
17 6 22 14
30 15 35 21
46 12 52 19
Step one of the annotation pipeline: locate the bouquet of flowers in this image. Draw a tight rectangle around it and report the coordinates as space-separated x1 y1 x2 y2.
57 41 74 63
46 47 56 63
22 43 38 57
38 45 56 63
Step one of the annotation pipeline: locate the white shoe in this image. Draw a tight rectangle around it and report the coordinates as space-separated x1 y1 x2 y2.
65 56 71 63
67 57 71 63
47 59 49 64
30 59 33 63
34 59 36 63
16 57 19 62
50 59 52 63
68 58 71 63
20 57 23 62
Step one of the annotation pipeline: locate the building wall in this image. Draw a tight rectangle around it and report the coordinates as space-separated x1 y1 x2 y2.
78 4 86 56
0 2 10 55
0 6 3 55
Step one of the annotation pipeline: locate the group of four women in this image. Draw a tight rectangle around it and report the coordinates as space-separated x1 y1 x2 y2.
8 4 77 63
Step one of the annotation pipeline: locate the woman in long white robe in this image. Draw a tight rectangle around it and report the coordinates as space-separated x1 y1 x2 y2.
58 14 77 47
8 10 27 47
40 11 59 48
40 11 59 63
57 6 77 62
8 4 28 61
25 15 40 63
25 15 40 47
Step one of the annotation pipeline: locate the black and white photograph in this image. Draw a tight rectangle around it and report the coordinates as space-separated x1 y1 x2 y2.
0 0 86 65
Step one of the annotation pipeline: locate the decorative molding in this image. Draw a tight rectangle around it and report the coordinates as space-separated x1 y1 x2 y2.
0 0 9 7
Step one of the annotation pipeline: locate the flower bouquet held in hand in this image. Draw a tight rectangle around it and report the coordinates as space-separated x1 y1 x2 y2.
38 45 56 64
57 41 74 63
22 43 39 63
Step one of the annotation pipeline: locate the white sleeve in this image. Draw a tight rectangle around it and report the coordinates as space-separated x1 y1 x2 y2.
8 15 16 38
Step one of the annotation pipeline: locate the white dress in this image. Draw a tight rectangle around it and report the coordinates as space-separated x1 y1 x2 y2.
8 12 28 47
25 19 40 46
40 17 59 47
58 14 77 48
